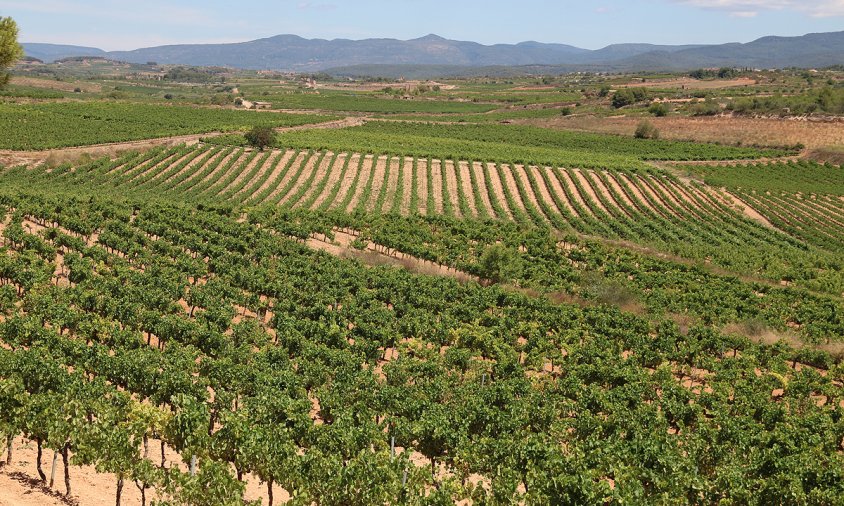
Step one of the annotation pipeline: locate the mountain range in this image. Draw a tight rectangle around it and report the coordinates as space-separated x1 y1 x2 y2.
22 31 844 76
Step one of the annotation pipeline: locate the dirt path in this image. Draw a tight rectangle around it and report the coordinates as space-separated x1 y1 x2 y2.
248 149 295 203
556 169 593 217
458 161 479 218
570 169 611 215
443 160 463 217
512 164 547 222
429 159 445 215
385 156 402 212
400 157 414 215
0 436 286 506
719 190 776 229
306 229 478 284
331 153 361 211
471 162 496 218
484 162 514 220
311 153 348 210
279 152 320 206
266 151 309 203
297 151 335 207
529 166 566 218
365 155 389 212
231 150 278 200
345 155 374 213
416 158 429 215
157 146 221 187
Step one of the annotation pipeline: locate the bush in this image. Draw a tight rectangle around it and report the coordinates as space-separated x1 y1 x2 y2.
477 244 522 285
560 107 573 116
612 88 649 109
634 120 659 139
164 93 173 100
244 126 276 151
648 102 668 117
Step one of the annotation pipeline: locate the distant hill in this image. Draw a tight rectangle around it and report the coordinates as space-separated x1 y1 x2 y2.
21 31 844 75
21 43 107 63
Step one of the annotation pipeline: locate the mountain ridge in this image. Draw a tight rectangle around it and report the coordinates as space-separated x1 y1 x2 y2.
21 31 844 74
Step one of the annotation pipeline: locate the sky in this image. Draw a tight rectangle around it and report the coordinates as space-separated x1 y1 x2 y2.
2 0 843 50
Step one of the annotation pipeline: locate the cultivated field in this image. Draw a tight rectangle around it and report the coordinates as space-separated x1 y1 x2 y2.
1 67 843 506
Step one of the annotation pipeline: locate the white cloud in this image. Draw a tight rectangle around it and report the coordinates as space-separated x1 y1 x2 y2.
672 0 844 17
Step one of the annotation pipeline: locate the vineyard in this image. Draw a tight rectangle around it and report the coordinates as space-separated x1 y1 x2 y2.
0 63 843 506
6 143 841 298
0 102 334 150
0 191 842 505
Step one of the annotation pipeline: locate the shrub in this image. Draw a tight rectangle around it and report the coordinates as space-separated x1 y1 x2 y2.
560 107 573 116
634 120 659 139
244 126 276 151
648 102 668 117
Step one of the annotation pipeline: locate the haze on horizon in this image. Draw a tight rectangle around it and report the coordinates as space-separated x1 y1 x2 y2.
2 0 844 51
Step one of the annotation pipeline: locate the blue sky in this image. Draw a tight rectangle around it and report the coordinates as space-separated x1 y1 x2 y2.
2 0 843 50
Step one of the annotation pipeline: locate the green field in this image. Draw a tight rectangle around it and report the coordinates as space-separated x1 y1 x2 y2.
1 66 843 506
0 102 335 150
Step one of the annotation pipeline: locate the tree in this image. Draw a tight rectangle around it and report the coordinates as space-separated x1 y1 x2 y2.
477 243 522 285
0 17 23 88
244 126 276 151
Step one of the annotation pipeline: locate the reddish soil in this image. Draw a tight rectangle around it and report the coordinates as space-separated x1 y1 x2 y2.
415 158 429 215
457 161 479 218
296 151 335 207
400 157 414 215
484 162 514 219
345 154 374 213
267 151 308 204
331 153 361 211
442 160 463 217
311 153 348 209
385 156 402 212
470 162 496 218
429 159 445 215
365 155 389 211
521 115 844 150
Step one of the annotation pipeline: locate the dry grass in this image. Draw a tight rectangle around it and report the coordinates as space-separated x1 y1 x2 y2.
520 115 844 151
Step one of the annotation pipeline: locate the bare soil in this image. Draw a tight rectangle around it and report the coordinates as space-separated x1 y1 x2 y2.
400 157 414 215
442 160 463 217
484 162 514 219
249 149 295 203
311 153 348 209
345 154 374 213
415 158 429 215
331 153 361 211
470 162 496 218
429 159 445 215
457 161 479 218
520 115 844 151
366 155 389 211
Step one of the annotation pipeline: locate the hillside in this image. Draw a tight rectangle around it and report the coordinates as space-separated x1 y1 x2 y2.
22 31 844 72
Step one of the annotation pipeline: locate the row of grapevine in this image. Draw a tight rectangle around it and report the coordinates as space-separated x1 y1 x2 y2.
0 192 841 505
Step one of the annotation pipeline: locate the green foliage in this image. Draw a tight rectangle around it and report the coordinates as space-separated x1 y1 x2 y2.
648 102 669 117
477 243 522 284
244 126 276 151
612 87 649 108
0 16 23 87
0 102 334 150
634 120 659 139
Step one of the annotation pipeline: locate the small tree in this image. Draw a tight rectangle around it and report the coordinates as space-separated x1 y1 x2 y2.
244 126 276 151
477 244 522 285
634 120 659 140
0 17 24 88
